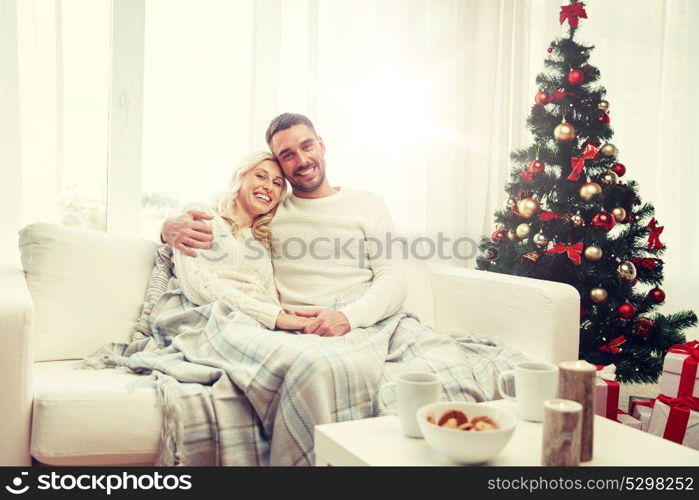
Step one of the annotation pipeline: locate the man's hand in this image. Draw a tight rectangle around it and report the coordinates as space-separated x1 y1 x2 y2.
161 209 214 257
295 309 351 337
275 312 314 332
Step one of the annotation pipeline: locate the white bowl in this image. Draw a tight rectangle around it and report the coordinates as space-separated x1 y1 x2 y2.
417 402 517 465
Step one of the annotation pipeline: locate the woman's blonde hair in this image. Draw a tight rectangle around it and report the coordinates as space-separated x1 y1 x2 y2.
215 151 286 248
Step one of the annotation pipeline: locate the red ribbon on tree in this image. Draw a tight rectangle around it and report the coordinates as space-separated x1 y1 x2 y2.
539 210 562 221
599 336 626 354
668 341 699 398
655 394 699 444
646 218 664 249
521 167 535 183
631 257 664 270
560 2 587 29
568 144 599 181
546 241 583 265
546 241 583 266
548 90 577 103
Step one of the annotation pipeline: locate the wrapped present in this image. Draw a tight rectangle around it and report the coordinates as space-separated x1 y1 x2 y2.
616 409 642 430
659 341 699 398
595 364 620 421
647 394 699 450
630 397 653 432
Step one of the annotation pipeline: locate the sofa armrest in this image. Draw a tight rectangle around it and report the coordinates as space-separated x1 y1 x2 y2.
0 266 34 465
428 264 580 364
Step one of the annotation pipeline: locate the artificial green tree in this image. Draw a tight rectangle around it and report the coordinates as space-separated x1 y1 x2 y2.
476 0 696 383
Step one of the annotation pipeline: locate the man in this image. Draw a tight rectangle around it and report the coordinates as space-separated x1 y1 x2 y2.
161 113 407 337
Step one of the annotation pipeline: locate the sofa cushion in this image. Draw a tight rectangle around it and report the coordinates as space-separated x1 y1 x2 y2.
19 223 157 361
31 361 161 465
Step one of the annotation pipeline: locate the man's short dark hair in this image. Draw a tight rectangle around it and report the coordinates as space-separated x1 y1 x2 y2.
265 113 317 146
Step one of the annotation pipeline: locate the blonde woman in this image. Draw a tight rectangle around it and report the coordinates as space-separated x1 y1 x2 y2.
169 151 312 331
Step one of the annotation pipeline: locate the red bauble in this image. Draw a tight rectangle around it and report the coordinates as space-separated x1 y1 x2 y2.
633 317 655 339
529 159 545 173
491 230 507 242
598 111 611 126
649 287 666 304
547 47 553 53
591 211 616 231
618 303 637 320
535 92 548 105
567 69 584 86
611 163 626 177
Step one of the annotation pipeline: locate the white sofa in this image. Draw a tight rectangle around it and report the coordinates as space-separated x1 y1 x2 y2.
0 222 580 466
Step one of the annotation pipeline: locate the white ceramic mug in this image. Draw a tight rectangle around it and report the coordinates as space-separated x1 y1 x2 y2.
378 372 442 438
497 361 559 422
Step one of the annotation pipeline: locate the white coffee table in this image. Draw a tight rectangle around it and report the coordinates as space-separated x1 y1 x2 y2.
314 399 699 466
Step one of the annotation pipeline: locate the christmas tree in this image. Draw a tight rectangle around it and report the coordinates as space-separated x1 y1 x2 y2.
476 0 696 383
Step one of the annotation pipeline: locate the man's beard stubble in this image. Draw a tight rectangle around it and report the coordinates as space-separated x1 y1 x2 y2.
290 162 326 193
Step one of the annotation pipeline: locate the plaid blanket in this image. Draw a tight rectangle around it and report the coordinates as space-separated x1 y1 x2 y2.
86 283 526 466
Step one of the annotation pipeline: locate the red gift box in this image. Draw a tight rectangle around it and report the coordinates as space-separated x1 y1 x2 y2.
647 394 699 450
659 341 699 398
595 364 620 421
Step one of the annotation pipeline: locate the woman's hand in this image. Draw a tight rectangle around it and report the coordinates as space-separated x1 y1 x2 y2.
275 312 315 332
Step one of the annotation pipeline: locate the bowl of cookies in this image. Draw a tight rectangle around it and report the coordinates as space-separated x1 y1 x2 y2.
417 402 517 465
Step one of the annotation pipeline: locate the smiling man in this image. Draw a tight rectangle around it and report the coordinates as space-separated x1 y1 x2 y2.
263 113 407 336
162 113 407 336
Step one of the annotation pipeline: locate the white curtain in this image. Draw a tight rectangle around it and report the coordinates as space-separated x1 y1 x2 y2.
2 0 698 333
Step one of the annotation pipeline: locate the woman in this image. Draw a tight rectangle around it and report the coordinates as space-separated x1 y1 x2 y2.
172 151 311 331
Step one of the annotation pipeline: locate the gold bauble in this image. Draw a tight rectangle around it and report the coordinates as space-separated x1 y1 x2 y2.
600 143 618 157
570 214 584 227
598 100 610 112
601 170 619 185
579 182 602 201
616 261 637 281
590 287 608 303
517 197 540 219
516 223 531 239
553 119 576 143
612 207 627 222
584 245 603 261
507 230 517 240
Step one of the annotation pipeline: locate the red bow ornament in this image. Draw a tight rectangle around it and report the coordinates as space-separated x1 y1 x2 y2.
568 144 599 181
539 210 562 222
631 257 664 270
548 90 577 103
560 2 587 29
599 336 626 354
646 218 664 249
546 241 583 265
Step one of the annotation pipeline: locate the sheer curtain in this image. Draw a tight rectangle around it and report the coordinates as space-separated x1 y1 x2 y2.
2 0 697 332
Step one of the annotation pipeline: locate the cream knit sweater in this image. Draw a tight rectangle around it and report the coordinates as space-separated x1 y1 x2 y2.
173 203 283 330
270 187 407 329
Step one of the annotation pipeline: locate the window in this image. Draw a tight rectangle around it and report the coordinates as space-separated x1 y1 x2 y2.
59 0 111 231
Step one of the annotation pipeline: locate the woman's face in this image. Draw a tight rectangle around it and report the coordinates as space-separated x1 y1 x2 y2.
236 160 285 217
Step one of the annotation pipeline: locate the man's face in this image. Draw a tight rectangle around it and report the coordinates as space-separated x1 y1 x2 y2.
269 124 326 194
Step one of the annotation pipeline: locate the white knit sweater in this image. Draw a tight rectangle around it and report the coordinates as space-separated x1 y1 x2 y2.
270 187 407 329
173 203 282 330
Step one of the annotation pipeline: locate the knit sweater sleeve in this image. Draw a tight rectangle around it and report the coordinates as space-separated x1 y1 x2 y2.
190 275 283 330
173 204 282 330
338 196 407 329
